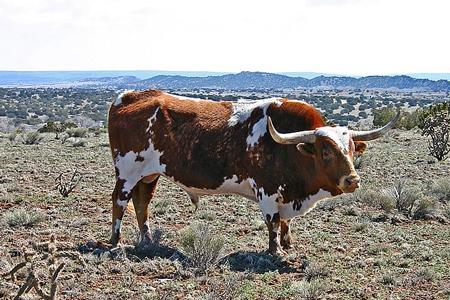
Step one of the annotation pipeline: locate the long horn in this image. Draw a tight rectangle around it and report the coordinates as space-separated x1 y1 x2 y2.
267 117 316 144
351 109 401 141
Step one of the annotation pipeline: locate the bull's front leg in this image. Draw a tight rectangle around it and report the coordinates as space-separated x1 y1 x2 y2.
280 219 292 250
258 195 286 255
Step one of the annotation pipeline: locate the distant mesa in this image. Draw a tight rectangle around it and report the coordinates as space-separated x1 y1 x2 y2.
1 71 450 91
129 71 450 91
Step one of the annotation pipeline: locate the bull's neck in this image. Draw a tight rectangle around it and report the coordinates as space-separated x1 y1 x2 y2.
296 156 342 199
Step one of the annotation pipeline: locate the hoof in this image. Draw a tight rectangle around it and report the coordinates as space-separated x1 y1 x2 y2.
268 246 288 256
135 235 154 250
281 242 293 251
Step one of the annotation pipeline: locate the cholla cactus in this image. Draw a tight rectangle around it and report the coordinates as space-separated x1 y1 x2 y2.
421 110 449 161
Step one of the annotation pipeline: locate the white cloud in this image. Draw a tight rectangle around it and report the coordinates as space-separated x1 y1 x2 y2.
0 0 449 75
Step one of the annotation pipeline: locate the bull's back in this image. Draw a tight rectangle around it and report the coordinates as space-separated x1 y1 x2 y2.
108 90 234 156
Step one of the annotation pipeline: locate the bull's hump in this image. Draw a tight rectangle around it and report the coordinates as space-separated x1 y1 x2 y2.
113 89 163 107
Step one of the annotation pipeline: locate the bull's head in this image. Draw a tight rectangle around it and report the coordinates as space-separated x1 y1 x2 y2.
268 111 400 194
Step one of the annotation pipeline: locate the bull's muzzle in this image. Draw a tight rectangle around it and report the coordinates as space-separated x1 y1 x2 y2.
342 175 360 192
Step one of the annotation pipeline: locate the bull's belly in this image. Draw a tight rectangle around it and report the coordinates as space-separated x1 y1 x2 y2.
164 174 257 201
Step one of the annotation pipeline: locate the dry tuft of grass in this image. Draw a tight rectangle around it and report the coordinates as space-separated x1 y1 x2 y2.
180 222 225 274
430 178 450 203
22 131 43 145
66 127 88 138
4 208 44 227
303 263 330 282
291 279 327 300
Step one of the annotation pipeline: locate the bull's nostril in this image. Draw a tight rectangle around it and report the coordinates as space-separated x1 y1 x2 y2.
345 176 360 186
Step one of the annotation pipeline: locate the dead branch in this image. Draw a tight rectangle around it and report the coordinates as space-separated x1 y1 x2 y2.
1 262 27 281
55 170 83 197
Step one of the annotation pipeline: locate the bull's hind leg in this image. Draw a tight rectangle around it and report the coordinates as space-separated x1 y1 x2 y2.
132 176 159 246
110 180 132 246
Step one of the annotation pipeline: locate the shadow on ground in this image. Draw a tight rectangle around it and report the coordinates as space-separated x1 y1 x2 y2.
221 251 305 274
78 240 185 262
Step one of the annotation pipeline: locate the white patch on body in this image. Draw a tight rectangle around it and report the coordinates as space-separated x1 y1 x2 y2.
247 178 281 220
114 219 122 233
146 108 160 133
227 98 283 149
278 189 332 219
114 90 134 106
170 175 256 201
115 142 166 194
228 98 282 127
117 199 128 208
315 127 351 153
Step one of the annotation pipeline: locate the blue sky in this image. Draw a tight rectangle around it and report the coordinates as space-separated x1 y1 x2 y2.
1 0 449 76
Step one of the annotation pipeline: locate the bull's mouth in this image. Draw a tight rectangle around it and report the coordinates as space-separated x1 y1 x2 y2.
341 185 359 193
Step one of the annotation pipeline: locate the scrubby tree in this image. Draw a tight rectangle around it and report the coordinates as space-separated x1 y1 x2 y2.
422 110 450 161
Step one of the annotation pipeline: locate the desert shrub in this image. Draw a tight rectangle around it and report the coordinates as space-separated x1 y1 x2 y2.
8 130 20 142
153 199 171 216
380 272 396 286
373 107 398 128
418 102 450 129
430 178 450 202
290 279 326 300
70 138 86 147
352 219 370 232
355 188 395 213
180 222 225 274
38 121 77 138
59 133 69 144
304 263 330 282
443 204 450 219
408 268 435 284
22 131 43 145
372 106 425 130
204 272 247 300
198 210 216 221
66 127 88 138
421 110 450 161
4 208 44 227
387 179 422 218
413 197 437 219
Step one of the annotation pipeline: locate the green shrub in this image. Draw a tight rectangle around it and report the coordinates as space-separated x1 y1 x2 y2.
180 222 224 274
373 107 398 128
38 121 77 135
372 107 426 130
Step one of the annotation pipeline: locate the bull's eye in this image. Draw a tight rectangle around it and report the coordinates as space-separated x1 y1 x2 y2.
322 148 333 160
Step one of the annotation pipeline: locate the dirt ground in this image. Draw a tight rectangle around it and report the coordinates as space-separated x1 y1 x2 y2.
0 129 449 299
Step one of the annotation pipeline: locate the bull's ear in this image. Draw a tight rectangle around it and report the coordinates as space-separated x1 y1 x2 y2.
354 141 367 156
296 143 316 156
